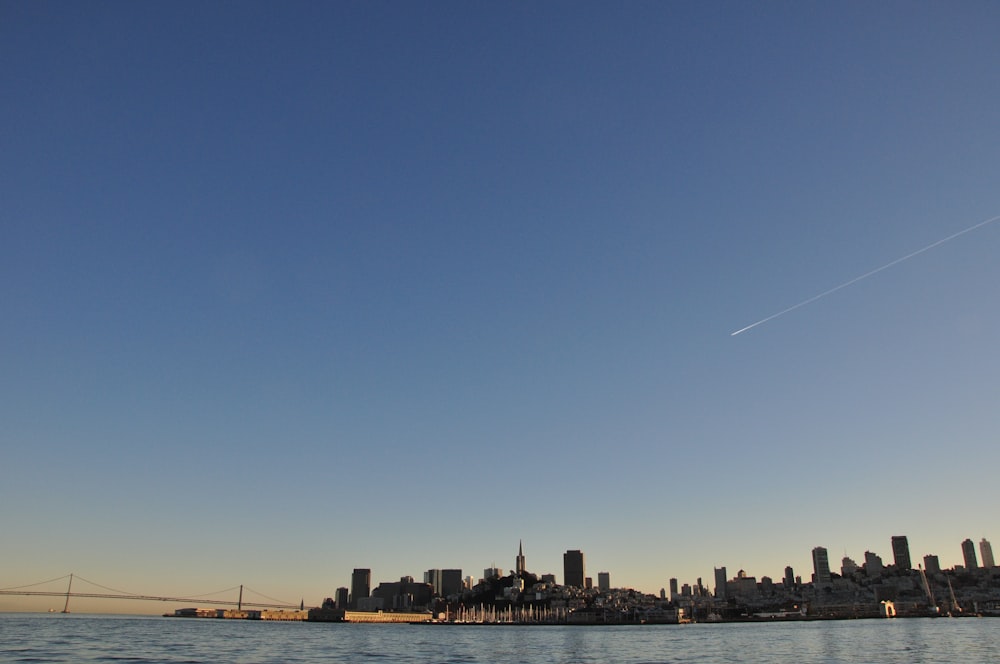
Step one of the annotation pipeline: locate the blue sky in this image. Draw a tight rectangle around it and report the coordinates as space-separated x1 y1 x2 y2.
2 1 999 613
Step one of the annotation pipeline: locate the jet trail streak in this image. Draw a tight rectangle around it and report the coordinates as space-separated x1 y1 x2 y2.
731 214 1000 336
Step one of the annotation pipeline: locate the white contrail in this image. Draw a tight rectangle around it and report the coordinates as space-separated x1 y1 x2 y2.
731 214 1000 336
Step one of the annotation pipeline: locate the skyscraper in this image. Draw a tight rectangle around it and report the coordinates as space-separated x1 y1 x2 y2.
783 566 795 588
980 539 995 569
563 550 585 588
714 567 728 599
923 555 941 575
962 539 979 570
424 569 442 595
350 568 371 609
598 572 610 592
812 547 832 585
891 535 912 570
335 587 349 609
669 578 679 597
516 541 526 576
441 569 463 597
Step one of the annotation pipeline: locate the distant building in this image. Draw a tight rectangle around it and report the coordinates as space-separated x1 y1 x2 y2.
483 566 503 580
584 577 593 590
516 541 526 576
864 551 884 577
981 539 995 569
714 567 728 599
371 577 434 611
962 539 979 570
841 556 858 576
669 578 679 598
424 569 442 595
783 566 795 588
442 569 463 597
598 572 610 592
891 536 912 570
563 550 585 588
812 547 832 585
350 569 371 610
335 587 349 609
540 573 556 584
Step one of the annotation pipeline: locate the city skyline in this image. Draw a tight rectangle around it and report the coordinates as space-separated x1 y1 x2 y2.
3 2 999 615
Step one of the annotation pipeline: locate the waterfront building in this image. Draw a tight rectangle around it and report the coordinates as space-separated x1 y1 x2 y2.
923 555 941 575
335 587 349 609
516 541 526 576
563 550 585 588
981 539 995 569
598 572 610 592
812 547 832 585
669 578 679 598
891 536 912 570
350 569 371 610
962 539 979 570
783 566 794 588
714 567 728 599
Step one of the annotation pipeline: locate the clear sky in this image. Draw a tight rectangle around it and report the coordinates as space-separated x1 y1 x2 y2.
2 1 999 614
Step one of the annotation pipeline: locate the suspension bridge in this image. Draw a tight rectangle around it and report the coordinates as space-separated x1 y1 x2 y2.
0 574 302 612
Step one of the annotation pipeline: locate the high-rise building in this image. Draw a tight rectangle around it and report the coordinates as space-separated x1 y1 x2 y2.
864 551 884 577
891 536 912 570
424 569 442 595
441 569 463 597
598 572 610 592
516 541 526 576
783 566 795 588
923 555 941 575
980 539 995 569
584 577 593 590
483 566 503 580
563 550 585 588
669 578 679 598
350 568 371 609
714 567 728 599
962 539 979 570
841 556 858 576
812 547 832 585
335 587 349 609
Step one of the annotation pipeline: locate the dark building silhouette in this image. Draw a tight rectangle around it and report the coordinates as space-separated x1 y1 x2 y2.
563 550 585 588
516 541 526 576
891 535 912 569
371 577 433 611
714 567 728 599
812 547 832 585
350 568 371 609
441 569 463 597
335 587 349 609
962 539 979 569
923 555 941 575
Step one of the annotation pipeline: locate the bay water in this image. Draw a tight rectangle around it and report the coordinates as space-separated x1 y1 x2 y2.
1 613 998 663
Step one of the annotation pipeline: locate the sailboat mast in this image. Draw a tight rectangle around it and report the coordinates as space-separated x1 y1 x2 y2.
61 573 73 613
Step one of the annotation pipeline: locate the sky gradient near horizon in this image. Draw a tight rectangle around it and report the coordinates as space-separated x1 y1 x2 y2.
3 1 999 613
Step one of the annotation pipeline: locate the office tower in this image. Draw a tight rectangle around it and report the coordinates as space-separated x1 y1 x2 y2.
864 551 884 577
714 567 728 599
923 555 941 575
784 566 795 588
598 572 610 592
515 541 527 576
464 576 476 590
584 577 593 589
891 536 912 570
659 588 666 600
980 539 995 569
841 556 858 576
483 566 502 580
350 568 371 609
424 569 442 595
335 587 349 609
669 578 679 597
962 539 979 569
563 550 586 588
441 569 463 597
812 547 832 585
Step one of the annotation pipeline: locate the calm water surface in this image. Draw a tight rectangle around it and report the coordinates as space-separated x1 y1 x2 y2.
1 614 998 663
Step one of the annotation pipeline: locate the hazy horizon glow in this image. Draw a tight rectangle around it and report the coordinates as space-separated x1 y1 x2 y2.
2 1 999 614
